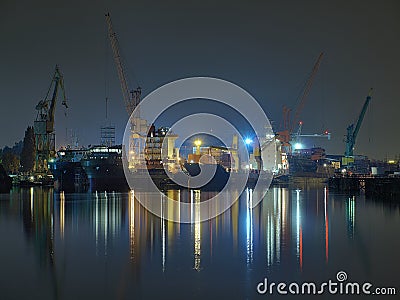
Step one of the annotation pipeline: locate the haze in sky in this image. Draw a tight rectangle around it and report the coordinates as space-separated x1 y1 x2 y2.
1 0 399 159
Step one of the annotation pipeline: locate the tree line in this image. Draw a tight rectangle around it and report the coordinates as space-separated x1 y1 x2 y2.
0 126 35 174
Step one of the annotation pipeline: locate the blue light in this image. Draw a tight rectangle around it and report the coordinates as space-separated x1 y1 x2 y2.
294 143 303 150
245 138 252 145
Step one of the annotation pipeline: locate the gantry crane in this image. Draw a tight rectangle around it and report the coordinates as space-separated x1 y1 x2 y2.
276 52 325 152
34 65 68 173
344 89 373 157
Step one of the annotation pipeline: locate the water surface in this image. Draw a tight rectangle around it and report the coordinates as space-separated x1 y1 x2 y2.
0 186 399 299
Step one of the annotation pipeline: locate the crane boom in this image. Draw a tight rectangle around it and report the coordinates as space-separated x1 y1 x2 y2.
345 88 373 156
35 65 68 130
292 52 324 132
276 52 324 153
34 65 68 172
105 13 140 115
47 66 68 131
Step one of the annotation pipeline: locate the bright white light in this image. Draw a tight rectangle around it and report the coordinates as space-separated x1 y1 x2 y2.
245 138 252 145
294 143 303 150
194 139 202 147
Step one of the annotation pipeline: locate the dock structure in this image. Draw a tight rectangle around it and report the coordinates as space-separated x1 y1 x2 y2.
364 177 400 198
328 176 361 192
329 176 400 199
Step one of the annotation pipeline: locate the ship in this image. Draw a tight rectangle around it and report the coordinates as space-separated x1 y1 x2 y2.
68 124 178 192
287 147 335 182
80 145 128 191
179 162 230 191
170 143 262 191
48 147 88 191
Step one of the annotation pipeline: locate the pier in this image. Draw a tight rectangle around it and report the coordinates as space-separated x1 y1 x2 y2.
329 175 400 199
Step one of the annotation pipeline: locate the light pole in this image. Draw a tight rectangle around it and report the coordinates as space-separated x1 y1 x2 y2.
194 139 202 155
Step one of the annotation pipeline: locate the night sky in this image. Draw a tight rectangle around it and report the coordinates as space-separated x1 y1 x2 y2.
1 0 399 159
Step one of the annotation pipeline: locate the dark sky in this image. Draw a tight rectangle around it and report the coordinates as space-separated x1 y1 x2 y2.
1 0 399 159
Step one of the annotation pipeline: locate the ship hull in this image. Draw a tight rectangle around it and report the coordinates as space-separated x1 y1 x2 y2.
49 161 88 191
81 159 129 192
182 163 230 191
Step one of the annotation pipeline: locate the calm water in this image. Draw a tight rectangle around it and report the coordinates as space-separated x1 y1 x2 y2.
0 186 399 299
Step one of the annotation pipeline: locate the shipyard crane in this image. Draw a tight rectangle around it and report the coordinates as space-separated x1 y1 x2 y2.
34 65 68 172
105 12 141 115
105 13 145 168
292 52 324 132
344 88 373 157
276 52 325 152
291 120 331 150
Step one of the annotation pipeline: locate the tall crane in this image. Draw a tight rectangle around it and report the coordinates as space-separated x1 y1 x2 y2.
105 13 145 168
105 12 141 115
276 52 325 152
344 89 373 157
34 65 68 172
292 52 324 133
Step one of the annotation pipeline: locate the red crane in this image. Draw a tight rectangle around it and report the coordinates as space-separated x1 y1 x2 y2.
276 52 324 152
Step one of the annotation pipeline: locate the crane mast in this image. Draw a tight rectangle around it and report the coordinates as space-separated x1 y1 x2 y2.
345 89 373 157
105 13 145 169
34 65 68 173
105 13 141 115
292 52 324 132
276 52 325 152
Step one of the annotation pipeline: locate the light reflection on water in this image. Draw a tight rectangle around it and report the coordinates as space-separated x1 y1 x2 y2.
0 186 399 299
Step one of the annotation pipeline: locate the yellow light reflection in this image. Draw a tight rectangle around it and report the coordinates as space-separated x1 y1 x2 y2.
167 189 180 238
60 191 65 240
93 190 121 256
129 190 135 262
104 191 108 256
95 191 99 254
281 188 288 258
161 193 166 272
266 189 275 267
30 187 34 219
231 197 239 254
324 187 329 263
295 189 303 270
194 190 201 271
